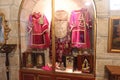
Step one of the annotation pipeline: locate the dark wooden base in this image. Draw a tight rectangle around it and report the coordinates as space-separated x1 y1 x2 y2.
19 69 95 80
105 65 120 80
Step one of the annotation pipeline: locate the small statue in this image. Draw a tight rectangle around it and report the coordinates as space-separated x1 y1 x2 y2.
26 54 33 68
36 55 43 68
82 58 90 73
60 62 66 70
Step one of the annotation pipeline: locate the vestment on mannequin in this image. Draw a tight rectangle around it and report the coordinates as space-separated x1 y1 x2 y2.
69 8 92 48
53 10 71 62
28 12 50 49
54 10 68 38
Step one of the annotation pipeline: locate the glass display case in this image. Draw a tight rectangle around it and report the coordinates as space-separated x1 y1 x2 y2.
20 0 52 71
19 0 96 80
53 0 95 74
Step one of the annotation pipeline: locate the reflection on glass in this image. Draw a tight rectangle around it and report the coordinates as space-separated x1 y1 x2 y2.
54 0 94 74
20 0 95 74
21 0 52 71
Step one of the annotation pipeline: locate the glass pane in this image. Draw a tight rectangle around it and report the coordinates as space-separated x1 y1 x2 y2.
21 0 52 71
54 0 95 74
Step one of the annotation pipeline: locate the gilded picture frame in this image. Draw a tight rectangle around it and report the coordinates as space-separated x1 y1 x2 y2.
108 16 120 53
0 13 10 46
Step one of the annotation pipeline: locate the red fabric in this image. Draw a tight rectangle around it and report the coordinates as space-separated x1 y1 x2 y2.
28 12 50 49
32 35 44 44
69 8 92 48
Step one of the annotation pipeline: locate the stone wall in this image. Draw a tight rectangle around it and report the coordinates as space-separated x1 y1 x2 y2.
0 0 120 80
95 0 120 80
0 0 21 80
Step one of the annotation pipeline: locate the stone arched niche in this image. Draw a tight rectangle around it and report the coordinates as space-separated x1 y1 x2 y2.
19 0 96 74
19 0 52 52
19 0 96 52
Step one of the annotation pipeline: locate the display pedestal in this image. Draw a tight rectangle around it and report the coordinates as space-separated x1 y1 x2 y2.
20 68 95 80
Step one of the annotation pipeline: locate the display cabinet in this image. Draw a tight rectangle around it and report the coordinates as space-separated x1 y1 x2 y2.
19 0 96 80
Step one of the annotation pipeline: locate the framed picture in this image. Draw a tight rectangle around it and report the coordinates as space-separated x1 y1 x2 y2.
108 17 120 52
35 53 45 68
77 54 93 73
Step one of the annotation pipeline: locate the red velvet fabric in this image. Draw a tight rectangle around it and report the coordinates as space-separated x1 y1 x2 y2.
28 12 50 49
69 8 92 48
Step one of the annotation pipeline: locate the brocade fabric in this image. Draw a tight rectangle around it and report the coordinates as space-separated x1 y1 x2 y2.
28 12 50 49
69 8 92 48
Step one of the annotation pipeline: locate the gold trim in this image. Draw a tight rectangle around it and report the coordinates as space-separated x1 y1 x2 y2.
72 30 86 44
18 0 97 77
18 0 25 68
51 0 56 72
108 16 120 53
92 0 97 76
31 34 46 45
0 13 11 46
